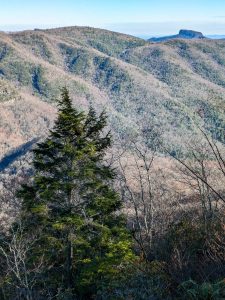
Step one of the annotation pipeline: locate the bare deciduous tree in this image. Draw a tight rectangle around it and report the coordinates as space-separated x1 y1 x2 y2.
169 128 225 224
0 224 45 300
117 126 177 259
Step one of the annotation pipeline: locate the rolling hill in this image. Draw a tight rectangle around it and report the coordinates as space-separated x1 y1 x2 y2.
0 26 225 161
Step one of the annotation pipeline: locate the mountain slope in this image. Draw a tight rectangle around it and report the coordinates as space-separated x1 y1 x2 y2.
0 26 225 159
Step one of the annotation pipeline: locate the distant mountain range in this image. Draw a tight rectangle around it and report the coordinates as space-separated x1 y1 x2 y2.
207 35 225 39
149 29 206 42
148 30 225 42
0 26 225 162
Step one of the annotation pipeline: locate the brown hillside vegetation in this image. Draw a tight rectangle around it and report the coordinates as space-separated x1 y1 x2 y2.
0 26 224 159
0 27 224 223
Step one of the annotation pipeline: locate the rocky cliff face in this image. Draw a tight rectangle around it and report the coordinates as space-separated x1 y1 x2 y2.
179 29 205 39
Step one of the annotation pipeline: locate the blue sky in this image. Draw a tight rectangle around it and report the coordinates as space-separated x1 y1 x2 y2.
1 0 225 36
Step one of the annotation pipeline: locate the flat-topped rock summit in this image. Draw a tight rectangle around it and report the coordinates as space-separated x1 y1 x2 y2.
178 29 205 39
149 29 206 42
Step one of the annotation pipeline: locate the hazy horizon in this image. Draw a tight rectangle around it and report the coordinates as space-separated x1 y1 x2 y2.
1 0 225 37
1 24 225 41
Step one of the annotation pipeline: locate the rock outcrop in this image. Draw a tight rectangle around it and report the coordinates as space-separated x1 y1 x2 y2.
149 29 206 42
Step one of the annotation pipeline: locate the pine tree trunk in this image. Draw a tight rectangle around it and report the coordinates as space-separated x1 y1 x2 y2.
66 235 73 289
65 187 74 295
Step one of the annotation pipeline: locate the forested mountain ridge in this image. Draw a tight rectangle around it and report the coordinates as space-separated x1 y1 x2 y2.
0 26 225 159
0 27 225 299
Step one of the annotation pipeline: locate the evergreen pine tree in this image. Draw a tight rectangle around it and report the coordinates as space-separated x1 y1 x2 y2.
18 88 133 298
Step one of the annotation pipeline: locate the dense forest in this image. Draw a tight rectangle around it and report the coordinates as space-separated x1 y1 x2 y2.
0 88 225 299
